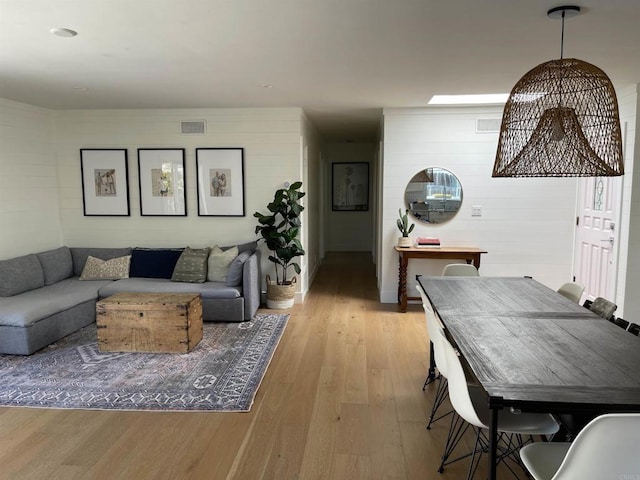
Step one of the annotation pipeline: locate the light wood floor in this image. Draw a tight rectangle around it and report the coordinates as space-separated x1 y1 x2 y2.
0 252 507 479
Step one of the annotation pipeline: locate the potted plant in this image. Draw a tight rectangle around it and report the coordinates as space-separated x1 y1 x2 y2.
254 182 306 309
397 208 415 247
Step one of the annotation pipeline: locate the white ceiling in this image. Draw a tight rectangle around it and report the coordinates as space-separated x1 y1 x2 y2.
2 0 640 142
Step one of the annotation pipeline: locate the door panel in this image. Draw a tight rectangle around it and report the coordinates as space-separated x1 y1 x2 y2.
574 176 620 303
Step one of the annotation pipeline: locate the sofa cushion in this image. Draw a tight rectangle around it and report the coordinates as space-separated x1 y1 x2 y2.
71 247 133 276
221 240 258 254
208 245 238 283
171 247 210 283
80 255 131 280
0 254 45 297
0 277 111 327
98 278 241 300
225 250 252 287
130 247 184 279
36 246 73 285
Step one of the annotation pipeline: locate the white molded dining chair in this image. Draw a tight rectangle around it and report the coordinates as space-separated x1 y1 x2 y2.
416 285 450 429
520 413 640 480
556 282 584 303
417 284 471 472
442 263 480 277
437 326 560 479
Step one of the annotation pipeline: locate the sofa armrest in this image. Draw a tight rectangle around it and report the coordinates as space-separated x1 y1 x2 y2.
242 250 261 320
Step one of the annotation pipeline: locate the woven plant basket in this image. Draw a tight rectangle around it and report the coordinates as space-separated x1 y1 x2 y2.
266 275 296 309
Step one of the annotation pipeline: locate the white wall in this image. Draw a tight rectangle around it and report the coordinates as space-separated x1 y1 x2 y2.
0 99 62 259
52 107 311 296
617 84 640 319
301 113 323 299
325 142 376 252
379 106 578 303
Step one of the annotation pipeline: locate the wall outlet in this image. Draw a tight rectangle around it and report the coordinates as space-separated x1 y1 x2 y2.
472 205 482 217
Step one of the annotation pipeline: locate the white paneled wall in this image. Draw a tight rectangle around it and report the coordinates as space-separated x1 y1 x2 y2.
616 84 640 319
302 114 323 298
0 99 61 259
53 107 309 297
379 106 578 303
55 107 304 250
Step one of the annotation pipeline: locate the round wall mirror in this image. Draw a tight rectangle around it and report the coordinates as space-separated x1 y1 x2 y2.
404 167 463 224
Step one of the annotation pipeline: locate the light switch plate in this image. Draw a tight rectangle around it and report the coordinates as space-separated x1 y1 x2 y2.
472 205 482 217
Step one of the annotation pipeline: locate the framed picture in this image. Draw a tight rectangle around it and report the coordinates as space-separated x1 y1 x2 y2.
332 162 369 211
196 148 245 216
137 148 186 216
80 149 130 216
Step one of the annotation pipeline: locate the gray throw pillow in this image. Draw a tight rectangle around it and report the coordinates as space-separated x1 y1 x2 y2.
225 250 252 287
171 247 210 283
221 240 257 254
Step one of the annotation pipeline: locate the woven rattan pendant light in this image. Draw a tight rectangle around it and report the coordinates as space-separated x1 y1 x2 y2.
492 5 624 177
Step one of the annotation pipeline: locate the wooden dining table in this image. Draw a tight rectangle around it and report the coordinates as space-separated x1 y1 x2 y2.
417 275 640 480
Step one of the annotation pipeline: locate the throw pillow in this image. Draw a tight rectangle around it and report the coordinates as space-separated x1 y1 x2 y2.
171 247 210 283
79 255 131 280
129 247 184 279
70 247 133 276
220 240 258 254
207 245 238 283
225 250 251 287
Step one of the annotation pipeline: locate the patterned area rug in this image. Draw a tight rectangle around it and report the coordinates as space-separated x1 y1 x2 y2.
0 313 288 412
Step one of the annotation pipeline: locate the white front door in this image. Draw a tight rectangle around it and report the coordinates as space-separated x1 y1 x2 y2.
573 176 622 303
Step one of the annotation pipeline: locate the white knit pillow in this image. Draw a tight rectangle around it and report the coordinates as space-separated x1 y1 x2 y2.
80 255 131 280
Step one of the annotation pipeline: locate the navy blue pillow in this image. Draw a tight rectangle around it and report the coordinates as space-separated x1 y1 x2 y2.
129 248 184 279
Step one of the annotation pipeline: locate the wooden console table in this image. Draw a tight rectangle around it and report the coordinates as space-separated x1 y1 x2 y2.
394 246 487 312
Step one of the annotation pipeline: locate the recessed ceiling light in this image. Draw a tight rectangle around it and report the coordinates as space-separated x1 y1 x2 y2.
428 94 509 105
50 28 78 37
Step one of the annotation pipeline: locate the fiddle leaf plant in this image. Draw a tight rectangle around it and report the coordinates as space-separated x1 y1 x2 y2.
254 182 306 285
397 208 415 237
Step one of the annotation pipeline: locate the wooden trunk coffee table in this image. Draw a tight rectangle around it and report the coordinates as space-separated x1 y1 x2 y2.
96 292 203 353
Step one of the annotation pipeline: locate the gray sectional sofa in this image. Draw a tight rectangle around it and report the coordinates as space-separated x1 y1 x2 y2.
0 244 261 355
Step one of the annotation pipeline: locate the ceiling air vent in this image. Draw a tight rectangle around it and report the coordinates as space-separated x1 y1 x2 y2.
181 120 206 134
476 118 501 133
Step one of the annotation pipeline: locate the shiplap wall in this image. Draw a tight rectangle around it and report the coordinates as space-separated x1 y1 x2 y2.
0 99 61 259
54 107 304 247
379 106 579 303
617 84 640 319
53 107 313 298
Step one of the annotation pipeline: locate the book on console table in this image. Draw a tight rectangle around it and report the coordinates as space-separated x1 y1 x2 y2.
415 237 441 248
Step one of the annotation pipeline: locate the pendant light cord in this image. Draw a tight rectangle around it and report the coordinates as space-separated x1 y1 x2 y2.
560 10 565 59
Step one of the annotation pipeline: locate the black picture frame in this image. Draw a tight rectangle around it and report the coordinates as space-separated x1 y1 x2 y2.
195 148 245 216
137 148 187 216
331 162 369 211
80 148 130 216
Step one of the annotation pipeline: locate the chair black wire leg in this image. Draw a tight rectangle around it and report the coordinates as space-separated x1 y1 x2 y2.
495 432 536 480
423 341 438 390
466 427 485 480
438 412 472 473
426 376 450 429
